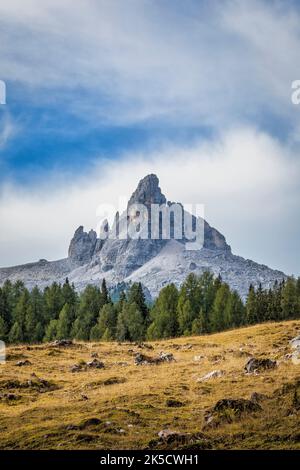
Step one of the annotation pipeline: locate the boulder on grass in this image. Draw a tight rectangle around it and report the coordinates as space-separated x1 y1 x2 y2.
203 397 262 429
197 370 225 382
245 358 277 373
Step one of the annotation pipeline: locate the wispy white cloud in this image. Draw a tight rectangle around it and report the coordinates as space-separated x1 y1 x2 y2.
0 0 299 128
0 1 299 276
0 113 17 151
0 126 299 275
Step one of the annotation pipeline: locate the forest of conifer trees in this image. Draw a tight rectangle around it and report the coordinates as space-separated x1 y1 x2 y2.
0 272 299 344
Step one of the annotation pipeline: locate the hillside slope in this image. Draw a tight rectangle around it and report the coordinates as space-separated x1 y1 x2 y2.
0 320 300 450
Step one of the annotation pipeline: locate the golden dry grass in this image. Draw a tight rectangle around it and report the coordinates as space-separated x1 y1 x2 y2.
0 320 300 450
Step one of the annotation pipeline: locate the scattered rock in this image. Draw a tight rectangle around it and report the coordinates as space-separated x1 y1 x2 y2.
291 389 300 410
193 355 205 362
203 398 262 429
134 351 175 366
210 354 225 363
149 429 211 450
71 359 105 372
134 342 154 350
26 375 59 392
78 418 102 429
281 353 293 361
245 358 277 373
291 351 300 365
86 359 105 369
0 379 24 390
15 360 32 367
290 335 300 350
0 376 58 393
158 429 183 441
103 377 126 386
250 392 268 403
70 364 83 373
166 399 184 408
50 339 73 348
158 351 175 362
233 348 252 358
134 353 155 365
197 370 225 382
213 398 262 413
0 393 20 402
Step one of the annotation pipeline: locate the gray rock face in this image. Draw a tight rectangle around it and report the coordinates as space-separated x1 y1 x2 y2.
245 357 277 373
128 173 166 208
0 174 287 299
68 226 97 267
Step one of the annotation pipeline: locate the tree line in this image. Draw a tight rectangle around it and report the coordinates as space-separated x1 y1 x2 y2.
0 272 299 344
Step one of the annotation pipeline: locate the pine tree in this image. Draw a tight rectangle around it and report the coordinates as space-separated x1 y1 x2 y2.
177 299 193 335
210 283 230 332
100 278 110 305
116 309 129 342
198 308 210 334
256 283 268 323
199 271 216 319
128 283 148 321
8 322 24 344
56 304 75 340
115 302 145 342
281 277 298 319
182 273 202 315
124 302 146 341
225 290 245 328
102 327 113 341
246 285 257 324
44 319 58 342
0 287 12 336
0 316 7 341
34 322 44 343
90 303 117 341
115 290 126 315
191 317 203 335
72 285 102 340
44 283 64 322
148 284 179 339
25 286 45 343
61 278 77 307
12 289 30 338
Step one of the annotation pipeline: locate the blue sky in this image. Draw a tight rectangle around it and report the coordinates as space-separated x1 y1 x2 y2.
0 0 300 275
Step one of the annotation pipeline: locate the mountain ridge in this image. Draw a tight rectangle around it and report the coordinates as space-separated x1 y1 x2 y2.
0 174 286 299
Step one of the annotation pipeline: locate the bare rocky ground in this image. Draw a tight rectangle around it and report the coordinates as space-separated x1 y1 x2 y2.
0 320 300 450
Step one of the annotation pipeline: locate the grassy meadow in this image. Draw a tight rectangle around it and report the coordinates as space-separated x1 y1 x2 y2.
0 320 299 450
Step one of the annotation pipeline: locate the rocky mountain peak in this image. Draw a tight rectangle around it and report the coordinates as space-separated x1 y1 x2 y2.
68 226 97 267
127 174 167 208
0 174 286 299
